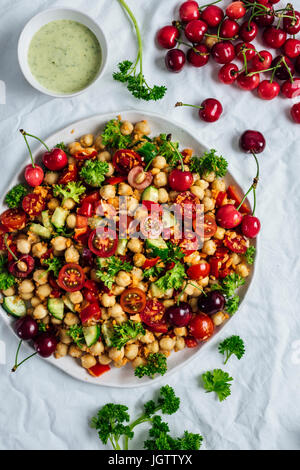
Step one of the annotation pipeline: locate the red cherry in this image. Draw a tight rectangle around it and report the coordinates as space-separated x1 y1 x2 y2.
169 169 193 191
187 44 209 67
220 18 239 38
291 103 300 124
254 6 274 27
185 19 208 43
252 50 273 71
199 98 223 123
179 1 200 22
216 204 242 229
43 148 68 171
211 41 235 64
165 49 186 72
226 2 246 20
282 39 300 59
200 5 224 27
240 130 266 153
235 42 256 61
241 215 261 238
263 26 287 49
257 80 280 100
157 26 179 49
237 71 260 91
271 56 295 81
239 21 258 42
268 0 280 3
24 164 44 187
218 63 239 84
283 10 300 35
296 56 300 75
281 79 300 99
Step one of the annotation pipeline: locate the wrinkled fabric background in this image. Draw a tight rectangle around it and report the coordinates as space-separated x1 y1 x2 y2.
0 0 299 450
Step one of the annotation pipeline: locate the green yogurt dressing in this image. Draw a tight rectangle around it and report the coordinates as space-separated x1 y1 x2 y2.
28 19 102 94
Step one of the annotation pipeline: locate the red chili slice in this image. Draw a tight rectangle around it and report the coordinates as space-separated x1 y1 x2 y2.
140 299 169 333
88 229 118 257
112 149 142 174
216 191 227 207
58 163 78 184
224 232 248 254
106 176 126 185
74 148 98 161
58 263 85 292
80 302 102 324
143 257 160 269
22 193 46 217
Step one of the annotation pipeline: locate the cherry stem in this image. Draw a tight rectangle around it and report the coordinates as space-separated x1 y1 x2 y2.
237 152 260 216
198 0 222 11
167 137 185 172
12 339 37 372
20 130 35 168
176 39 210 55
4 233 18 261
20 130 50 152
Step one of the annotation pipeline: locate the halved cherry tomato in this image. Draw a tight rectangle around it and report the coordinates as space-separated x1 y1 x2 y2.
224 232 248 254
0 208 26 231
120 288 147 314
22 193 46 217
140 216 163 239
143 257 160 269
185 336 198 348
80 302 102 324
140 299 168 333
88 363 110 377
227 185 250 214
175 191 200 219
74 148 98 160
193 214 217 239
189 314 214 341
112 149 142 174
58 263 85 292
106 176 126 185
58 163 78 184
216 191 227 207
88 229 118 257
187 262 210 280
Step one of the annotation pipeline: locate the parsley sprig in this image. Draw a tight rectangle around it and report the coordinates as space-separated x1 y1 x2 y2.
67 325 84 349
54 182 86 204
155 262 186 292
202 369 233 402
218 336 245 365
245 246 256 265
101 119 132 149
80 160 108 187
0 255 16 291
190 149 228 178
110 320 145 350
5 184 28 209
135 353 167 379
42 257 63 277
96 256 133 289
211 273 245 314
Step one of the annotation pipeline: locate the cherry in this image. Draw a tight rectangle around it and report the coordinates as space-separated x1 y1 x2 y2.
24 164 44 187
226 1 246 20
257 80 280 100
198 291 225 315
282 39 300 59
254 7 275 27
246 0 269 4
283 9 300 35
157 25 179 49
166 302 192 327
34 333 58 358
263 26 286 49
200 5 224 27
216 204 242 229
169 168 193 191
199 98 223 122
43 148 68 171
185 19 208 43
15 316 38 341
235 42 256 62
271 56 295 81
239 21 258 42
268 0 280 3
281 79 300 99
220 19 239 39
211 41 235 64
252 50 273 71
218 63 239 84
241 215 261 238
165 49 186 72
187 44 209 67
291 103 300 124
296 56 300 75
240 130 266 154
179 1 200 22
237 72 260 91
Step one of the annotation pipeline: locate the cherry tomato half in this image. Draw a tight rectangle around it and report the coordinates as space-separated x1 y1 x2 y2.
224 232 248 254
88 229 118 257
120 288 147 314
113 149 142 174
140 299 168 333
22 193 46 217
140 216 163 239
193 214 217 239
227 185 250 214
189 314 214 341
187 262 210 280
88 363 110 377
58 263 85 292
0 208 26 231
58 163 78 184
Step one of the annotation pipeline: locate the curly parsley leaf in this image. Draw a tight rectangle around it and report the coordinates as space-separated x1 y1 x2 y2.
91 403 133 449
190 149 228 178
55 142 68 152
211 273 245 314
245 246 256 265
5 184 28 208
137 142 158 164
155 262 186 292
219 335 245 365
157 134 180 167
67 325 84 349
80 160 109 187
0 255 16 290
42 257 63 277
96 256 133 289
54 181 86 204
135 353 168 379
143 264 165 280
202 369 233 402
144 416 202 450
101 118 132 149
111 320 145 350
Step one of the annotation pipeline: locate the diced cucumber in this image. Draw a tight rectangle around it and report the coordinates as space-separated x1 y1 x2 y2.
51 207 69 229
41 210 52 230
63 297 75 312
162 210 175 228
83 325 101 347
141 186 159 203
97 258 108 268
116 239 128 256
101 322 114 347
2 296 26 317
48 298 64 320
146 238 168 257
29 224 51 239
149 282 165 299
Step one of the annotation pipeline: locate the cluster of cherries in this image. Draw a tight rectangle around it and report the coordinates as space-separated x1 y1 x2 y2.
157 0 300 124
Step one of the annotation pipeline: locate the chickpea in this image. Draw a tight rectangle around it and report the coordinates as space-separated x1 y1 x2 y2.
36 284 51 300
175 337 185 352
94 135 105 151
59 329 73 345
101 293 116 308
202 240 216 255
68 142 83 155
196 179 209 190
153 172 168 188
214 226 225 240
51 317 63 326
184 251 201 265
147 341 159 354
211 179 226 191
127 197 139 215
137 282 147 292
205 189 212 197
163 288 174 299
97 150 112 162
106 162 114 177
69 344 83 358
19 279 34 294
157 188 168 204
125 343 139 360
159 336 175 351
89 341 105 356
32 242 48 258
33 270 49 285
152 156 167 169
16 238 31 255
2 287 15 296
184 283 195 296
111 285 125 296
99 354 112 365
108 303 123 318
174 327 187 337
65 245 80 264
55 342 68 359
202 171 215 183
189 297 198 312
109 347 124 362
131 357 146 368
134 120 150 135
33 304 48 320
140 330 155 344
231 253 241 265
20 292 34 301
134 206 148 221
80 133 94 147
169 190 179 202
48 198 60 211
100 184 116 200
163 300 175 308
63 198 75 210
68 291 83 305
235 263 250 278
51 236 68 252
133 253 146 268
64 312 80 326
81 354 97 369
44 172 59 185
190 186 204 200
115 271 132 287
203 197 215 212
118 183 133 196
211 311 226 326
66 213 77 229
120 121 134 135
200 276 209 288
127 238 143 253
131 267 143 281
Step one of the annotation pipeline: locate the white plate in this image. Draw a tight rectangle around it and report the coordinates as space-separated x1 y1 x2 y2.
0 110 256 388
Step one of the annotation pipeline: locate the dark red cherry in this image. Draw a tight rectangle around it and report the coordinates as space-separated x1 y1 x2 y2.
211 41 235 64
198 291 225 315
14 316 38 340
199 98 223 123
166 302 193 327
187 44 209 67
218 63 239 84
237 71 260 91
281 79 300 99
291 103 300 124
254 7 274 27
165 49 186 72
168 169 193 191
296 56 300 75
252 50 273 71
282 39 300 59
200 5 224 27
239 21 258 42
283 10 300 35
34 333 58 358
185 19 208 43
216 204 242 229
240 130 266 153
271 56 295 81
235 42 256 61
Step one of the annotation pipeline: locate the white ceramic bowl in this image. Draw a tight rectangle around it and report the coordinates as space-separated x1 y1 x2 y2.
18 8 108 98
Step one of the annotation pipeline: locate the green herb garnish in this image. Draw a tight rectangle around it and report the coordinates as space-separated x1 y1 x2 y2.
202 369 233 402
218 335 245 365
80 160 109 187
5 184 28 209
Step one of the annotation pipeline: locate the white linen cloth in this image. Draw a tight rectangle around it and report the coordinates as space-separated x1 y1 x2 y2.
0 0 299 450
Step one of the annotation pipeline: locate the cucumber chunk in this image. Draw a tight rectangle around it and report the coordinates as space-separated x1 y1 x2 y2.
48 298 64 320
30 224 51 239
63 297 75 313
141 186 159 203
146 238 168 257
83 325 101 347
3 296 26 317
101 322 114 347
51 207 69 229
116 239 128 256
42 210 53 230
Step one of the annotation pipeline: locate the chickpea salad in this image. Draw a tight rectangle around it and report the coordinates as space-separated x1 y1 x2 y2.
0 116 256 379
